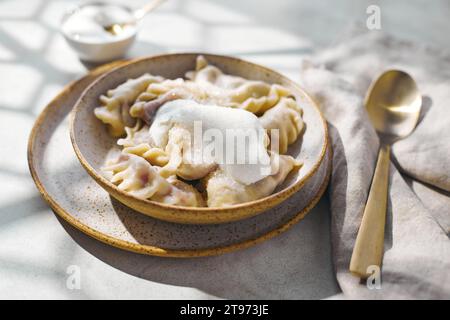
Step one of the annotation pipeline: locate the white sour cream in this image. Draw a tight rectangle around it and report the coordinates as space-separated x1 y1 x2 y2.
62 4 136 43
149 100 271 185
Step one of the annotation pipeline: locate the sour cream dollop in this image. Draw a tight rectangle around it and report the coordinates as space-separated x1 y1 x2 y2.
149 100 272 185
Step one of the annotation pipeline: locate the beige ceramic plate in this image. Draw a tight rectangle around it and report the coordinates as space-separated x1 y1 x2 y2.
71 53 329 224
28 60 332 257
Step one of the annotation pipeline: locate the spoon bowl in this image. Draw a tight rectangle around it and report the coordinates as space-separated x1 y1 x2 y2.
365 70 422 142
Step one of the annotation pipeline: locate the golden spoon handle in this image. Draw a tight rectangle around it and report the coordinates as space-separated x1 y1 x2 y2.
350 144 390 278
134 0 167 20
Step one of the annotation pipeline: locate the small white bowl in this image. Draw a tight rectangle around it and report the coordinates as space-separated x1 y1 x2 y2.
61 2 138 63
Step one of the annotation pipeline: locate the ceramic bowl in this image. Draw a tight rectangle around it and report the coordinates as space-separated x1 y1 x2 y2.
70 53 329 224
61 2 137 62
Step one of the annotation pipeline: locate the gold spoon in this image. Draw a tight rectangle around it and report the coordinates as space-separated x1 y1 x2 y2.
349 70 422 278
103 0 167 36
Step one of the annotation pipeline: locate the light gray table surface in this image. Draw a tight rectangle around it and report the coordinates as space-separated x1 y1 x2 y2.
0 0 448 299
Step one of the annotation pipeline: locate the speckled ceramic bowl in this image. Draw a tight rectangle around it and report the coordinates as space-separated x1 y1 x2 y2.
70 53 329 224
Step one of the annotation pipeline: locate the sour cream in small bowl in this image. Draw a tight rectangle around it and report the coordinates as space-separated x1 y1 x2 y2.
61 2 138 62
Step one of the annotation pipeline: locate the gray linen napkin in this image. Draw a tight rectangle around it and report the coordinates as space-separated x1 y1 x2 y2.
298 32 450 299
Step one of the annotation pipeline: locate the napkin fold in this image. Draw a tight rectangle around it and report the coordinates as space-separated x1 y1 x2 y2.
298 32 450 299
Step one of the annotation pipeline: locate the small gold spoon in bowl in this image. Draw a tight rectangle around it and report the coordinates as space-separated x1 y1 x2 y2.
102 0 167 36
350 70 422 278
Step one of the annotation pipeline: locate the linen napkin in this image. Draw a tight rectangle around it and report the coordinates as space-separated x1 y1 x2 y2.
298 32 450 299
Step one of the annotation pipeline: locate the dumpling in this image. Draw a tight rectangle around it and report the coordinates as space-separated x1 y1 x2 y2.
121 109 218 181
186 55 293 114
117 120 151 148
94 100 134 138
202 152 302 207
118 121 169 166
122 143 169 167
152 175 206 207
159 125 217 180
129 87 196 124
229 83 293 115
94 74 163 137
102 153 171 199
102 153 205 207
259 97 304 154
99 74 163 109
128 56 294 121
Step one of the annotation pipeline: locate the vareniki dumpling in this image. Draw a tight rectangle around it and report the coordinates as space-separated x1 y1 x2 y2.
186 55 293 114
259 97 304 154
127 56 293 117
102 153 205 207
202 153 302 207
95 74 163 137
117 121 169 167
158 125 218 180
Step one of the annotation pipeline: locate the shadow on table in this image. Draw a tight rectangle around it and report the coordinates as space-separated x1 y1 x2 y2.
58 197 340 299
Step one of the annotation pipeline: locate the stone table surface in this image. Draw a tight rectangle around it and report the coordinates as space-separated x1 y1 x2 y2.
0 0 448 299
